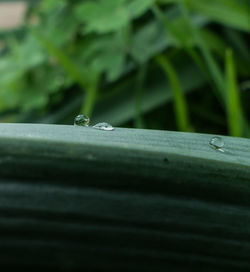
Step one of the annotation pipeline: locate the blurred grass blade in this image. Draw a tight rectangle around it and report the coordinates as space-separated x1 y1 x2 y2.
180 1 250 137
156 54 192 132
179 0 225 102
225 49 243 137
159 0 250 32
32 28 88 92
186 0 250 32
81 78 98 117
134 65 147 128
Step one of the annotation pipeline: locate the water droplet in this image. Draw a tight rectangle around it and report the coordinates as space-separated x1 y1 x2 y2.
209 137 224 152
74 114 90 126
93 122 114 131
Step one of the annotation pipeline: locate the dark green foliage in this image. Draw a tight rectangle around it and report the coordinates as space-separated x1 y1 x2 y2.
0 0 249 135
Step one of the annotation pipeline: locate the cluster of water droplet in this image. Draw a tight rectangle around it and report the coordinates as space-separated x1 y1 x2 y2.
74 116 226 152
74 114 114 131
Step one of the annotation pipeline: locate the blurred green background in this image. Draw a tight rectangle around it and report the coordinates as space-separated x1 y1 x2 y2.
0 0 249 137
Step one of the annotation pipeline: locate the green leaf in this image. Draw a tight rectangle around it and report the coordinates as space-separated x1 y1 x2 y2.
0 35 46 87
74 0 129 34
127 0 155 18
32 28 101 116
74 0 154 34
40 0 66 12
40 3 80 46
79 33 127 82
131 7 209 63
31 28 90 90
179 1 225 102
152 4 209 83
0 123 250 270
0 123 249 183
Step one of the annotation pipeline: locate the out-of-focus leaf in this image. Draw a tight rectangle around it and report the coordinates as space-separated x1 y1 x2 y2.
12 35 46 69
32 28 90 90
78 33 127 82
0 35 46 87
74 0 154 34
127 0 155 18
130 11 209 63
40 4 79 46
0 62 69 113
179 1 225 102
40 0 66 12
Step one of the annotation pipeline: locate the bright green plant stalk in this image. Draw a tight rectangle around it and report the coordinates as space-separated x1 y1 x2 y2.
225 49 243 137
81 77 99 117
156 55 192 132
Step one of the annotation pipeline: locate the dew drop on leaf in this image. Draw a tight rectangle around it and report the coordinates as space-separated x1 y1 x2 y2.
93 122 114 131
209 137 224 151
74 114 90 126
